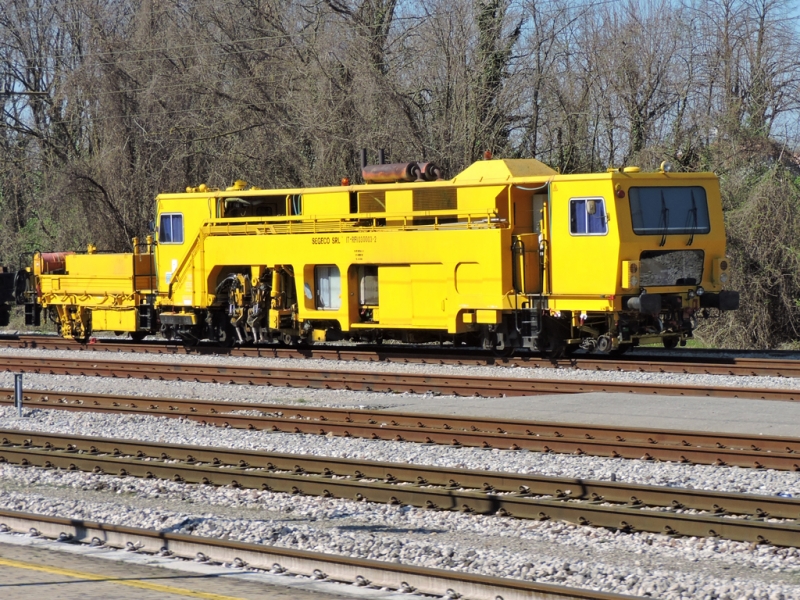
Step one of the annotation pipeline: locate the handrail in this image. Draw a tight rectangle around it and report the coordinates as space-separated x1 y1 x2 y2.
204 211 506 237
165 210 505 300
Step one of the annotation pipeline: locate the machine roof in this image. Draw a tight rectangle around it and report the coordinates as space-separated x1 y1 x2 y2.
452 158 557 183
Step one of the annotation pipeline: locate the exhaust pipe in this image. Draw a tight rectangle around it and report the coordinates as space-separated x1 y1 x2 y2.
417 162 443 181
362 162 422 184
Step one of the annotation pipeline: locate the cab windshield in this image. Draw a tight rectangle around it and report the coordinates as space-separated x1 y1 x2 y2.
629 187 710 236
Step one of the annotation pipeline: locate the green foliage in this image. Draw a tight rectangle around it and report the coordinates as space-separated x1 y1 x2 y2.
16 218 49 255
705 163 800 348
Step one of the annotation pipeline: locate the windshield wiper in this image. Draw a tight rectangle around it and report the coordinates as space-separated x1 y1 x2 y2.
685 190 698 246
658 191 669 247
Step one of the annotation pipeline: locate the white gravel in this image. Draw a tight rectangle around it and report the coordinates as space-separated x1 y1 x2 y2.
1 369 381 407
2 407 799 498
3 345 800 390
2 346 800 598
0 462 798 600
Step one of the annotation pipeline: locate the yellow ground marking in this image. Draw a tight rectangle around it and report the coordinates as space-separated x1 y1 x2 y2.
0 556 248 599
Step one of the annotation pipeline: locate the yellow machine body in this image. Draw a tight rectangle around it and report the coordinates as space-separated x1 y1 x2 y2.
31 243 155 340
29 158 737 352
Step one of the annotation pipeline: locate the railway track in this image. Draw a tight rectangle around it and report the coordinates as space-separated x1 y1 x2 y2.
2 353 800 401
5 333 800 377
3 388 799 471
1 429 799 547
0 510 630 600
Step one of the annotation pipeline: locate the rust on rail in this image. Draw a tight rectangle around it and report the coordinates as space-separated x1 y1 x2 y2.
2 388 799 470
1 429 799 547
6 333 800 378
2 353 800 401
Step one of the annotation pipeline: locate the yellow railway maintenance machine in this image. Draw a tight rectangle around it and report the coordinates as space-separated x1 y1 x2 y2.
26 157 739 354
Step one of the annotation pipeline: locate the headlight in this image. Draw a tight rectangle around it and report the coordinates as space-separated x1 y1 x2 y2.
696 286 705 296
630 275 638 287
720 273 728 284
687 289 696 299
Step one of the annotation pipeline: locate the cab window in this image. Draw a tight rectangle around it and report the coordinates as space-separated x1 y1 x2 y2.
158 213 184 244
629 186 710 235
570 198 607 235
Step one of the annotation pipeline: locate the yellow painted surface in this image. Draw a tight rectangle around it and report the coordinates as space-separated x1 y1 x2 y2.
621 260 639 289
476 309 501 324
0 557 246 600
39 279 134 299
303 191 350 216
68 253 132 277
453 158 557 183
411 264 447 326
544 171 728 313
31 158 732 343
547 179 618 299
155 195 214 301
385 190 413 213
378 265 412 325
39 254 136 296
712 257 731 286
91 309 138 331
134 252 157 291
455 262 483 295
36 252 139 315
456 185 506 214
194 226 510 333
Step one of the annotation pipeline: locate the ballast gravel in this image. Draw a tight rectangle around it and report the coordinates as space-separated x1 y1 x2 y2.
1 407 799 498
0 462 798 600
1 407 800 599
3 345 800 390
2 346 800 598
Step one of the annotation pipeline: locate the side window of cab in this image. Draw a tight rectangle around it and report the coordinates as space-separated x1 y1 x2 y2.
569 198 607 235
158 213 184 244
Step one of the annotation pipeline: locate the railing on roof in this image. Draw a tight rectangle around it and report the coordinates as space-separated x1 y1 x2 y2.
205 211 506 236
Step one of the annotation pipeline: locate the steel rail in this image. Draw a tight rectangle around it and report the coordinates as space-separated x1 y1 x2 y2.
3 388 799 471
0 509 633 600
7 333 800 377
2 354 800 401
1 430 799 547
